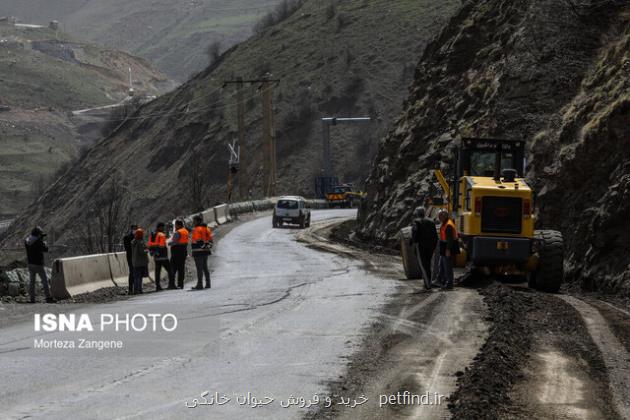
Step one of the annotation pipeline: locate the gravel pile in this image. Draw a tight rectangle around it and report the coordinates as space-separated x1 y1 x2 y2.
448 284 534 419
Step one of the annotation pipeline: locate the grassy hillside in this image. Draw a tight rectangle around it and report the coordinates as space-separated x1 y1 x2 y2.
1 0 460 256
0 23 173 218
0 111 78 219
357 1 630 295
1 0 283 80
0 24 171 109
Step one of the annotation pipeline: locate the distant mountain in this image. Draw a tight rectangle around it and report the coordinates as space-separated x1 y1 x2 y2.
0 22 172 219
1 0 284 81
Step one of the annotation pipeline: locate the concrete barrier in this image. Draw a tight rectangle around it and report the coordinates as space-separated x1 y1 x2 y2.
202 209 218 228
305 199 328 209
213 204 230 225
51 252 155 299
251 199 274 211
231 201 254 216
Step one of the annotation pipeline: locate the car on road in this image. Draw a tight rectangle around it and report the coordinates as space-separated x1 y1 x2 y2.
273 196 311 229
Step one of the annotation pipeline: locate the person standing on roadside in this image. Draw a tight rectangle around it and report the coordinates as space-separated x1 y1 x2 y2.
123 224 138 295
191 215 213 290
437 209 458 290
169 220 189 289
148 222 174 291
131 228 149 294
24 226 56 303
410 207 438 291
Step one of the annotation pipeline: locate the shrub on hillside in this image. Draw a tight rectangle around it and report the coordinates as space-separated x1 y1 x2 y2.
325 0 338 20
206 41 222 66
254 0 307 34
336 12 350 32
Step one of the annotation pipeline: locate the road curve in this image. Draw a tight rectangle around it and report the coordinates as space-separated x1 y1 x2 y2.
0 210 397 420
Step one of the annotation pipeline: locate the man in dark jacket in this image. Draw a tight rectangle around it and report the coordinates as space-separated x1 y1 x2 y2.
410 207 439 290
25 226 55 303
123 224 138 295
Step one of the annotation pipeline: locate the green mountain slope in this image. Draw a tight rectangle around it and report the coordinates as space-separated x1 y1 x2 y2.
0 22 172 219
1 0 284 80
0 23 170 109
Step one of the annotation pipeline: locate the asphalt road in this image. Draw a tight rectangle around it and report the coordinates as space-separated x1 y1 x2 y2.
0 210 398 420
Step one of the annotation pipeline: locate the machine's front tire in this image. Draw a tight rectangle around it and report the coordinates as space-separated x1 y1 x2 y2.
532 230 564 293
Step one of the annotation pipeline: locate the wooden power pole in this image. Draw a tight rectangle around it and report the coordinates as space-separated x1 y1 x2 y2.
261 79 276 197
224 77 279 198
236 78 247 200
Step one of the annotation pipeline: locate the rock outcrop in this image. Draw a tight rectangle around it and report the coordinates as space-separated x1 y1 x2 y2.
358 0 630 295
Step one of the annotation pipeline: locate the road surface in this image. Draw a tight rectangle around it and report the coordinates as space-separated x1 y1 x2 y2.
0 210 398 419
3 210 629 420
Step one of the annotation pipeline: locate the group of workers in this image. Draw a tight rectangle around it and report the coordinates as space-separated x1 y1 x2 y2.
23 214 215 302
409 207 459 291
123 215 214 294
23 205 456 303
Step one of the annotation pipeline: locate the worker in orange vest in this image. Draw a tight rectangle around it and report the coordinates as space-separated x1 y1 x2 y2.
148 222 174 291
191 214 214 290
168 219 189 289
437 209 459 290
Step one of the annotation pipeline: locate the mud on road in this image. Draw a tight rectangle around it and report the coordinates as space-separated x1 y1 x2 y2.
305 220 630 420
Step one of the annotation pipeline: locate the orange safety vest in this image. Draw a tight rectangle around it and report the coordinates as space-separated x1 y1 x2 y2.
148 232 167 248
192 226 213 242
149 231 168 260
176 228 189 245
440 219 458 241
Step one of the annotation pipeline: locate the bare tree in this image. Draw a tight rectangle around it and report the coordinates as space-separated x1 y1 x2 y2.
188 155 207 213
77 171 131 254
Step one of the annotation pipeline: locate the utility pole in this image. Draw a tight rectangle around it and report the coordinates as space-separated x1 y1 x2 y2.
317 117 372 198
235 78 247 200
224 77 279 198
261 79 276 197
226 139 239 203
321 117 371 177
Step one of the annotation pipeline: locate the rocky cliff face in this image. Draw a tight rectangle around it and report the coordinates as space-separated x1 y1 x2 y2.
358 0 630 295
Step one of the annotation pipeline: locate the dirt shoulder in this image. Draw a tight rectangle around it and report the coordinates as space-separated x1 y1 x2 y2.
306 219 626 420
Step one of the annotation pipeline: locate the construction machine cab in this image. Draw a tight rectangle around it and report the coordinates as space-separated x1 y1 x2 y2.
453 138 526 210
459 138 525 179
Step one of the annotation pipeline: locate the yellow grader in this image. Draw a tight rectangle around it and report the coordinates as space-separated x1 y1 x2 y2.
400 138 563 292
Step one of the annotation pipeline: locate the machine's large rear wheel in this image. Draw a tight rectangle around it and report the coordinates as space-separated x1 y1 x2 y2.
531 230 564 293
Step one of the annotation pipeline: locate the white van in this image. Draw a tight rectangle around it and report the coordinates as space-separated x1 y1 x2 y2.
272 196 311 229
